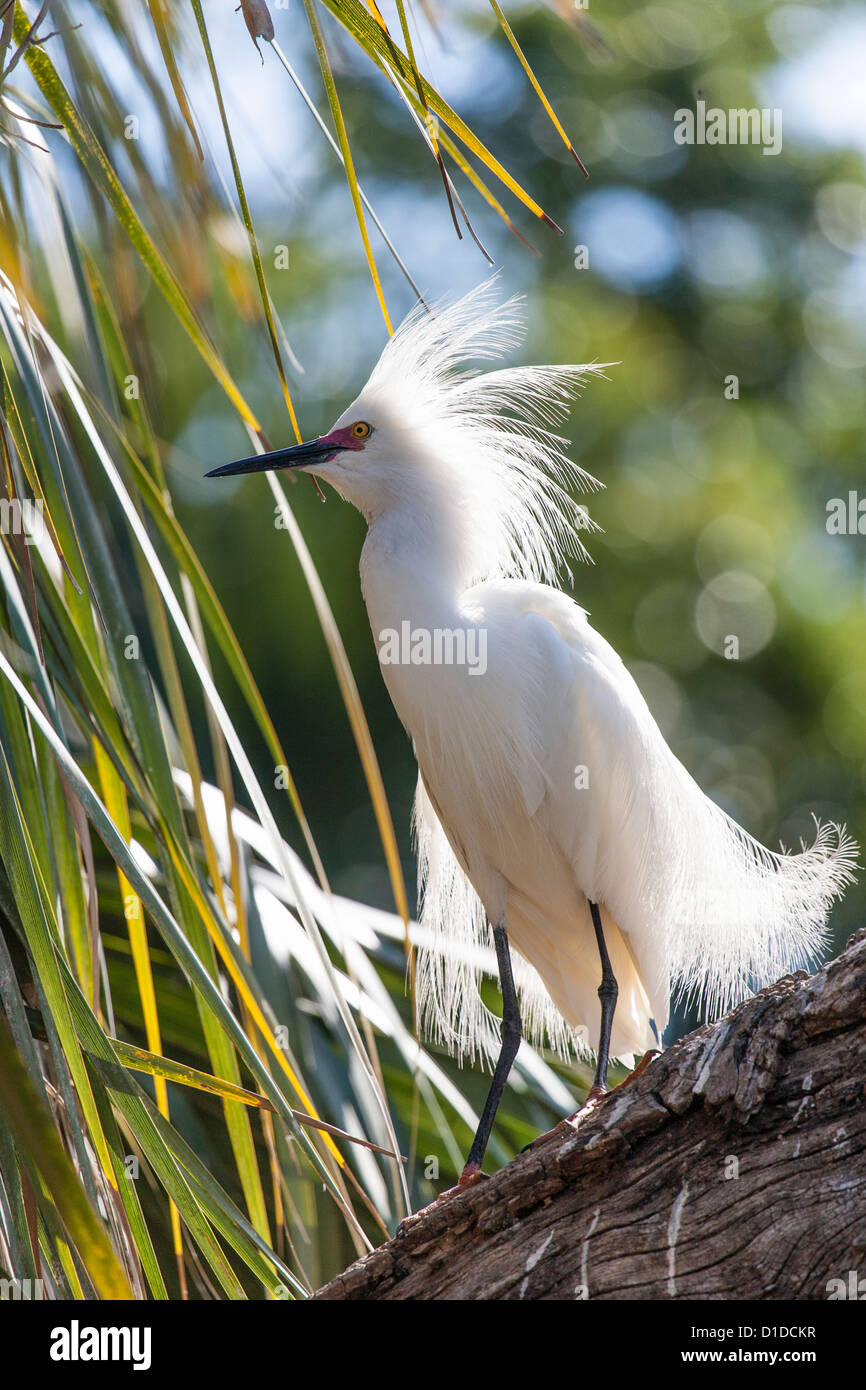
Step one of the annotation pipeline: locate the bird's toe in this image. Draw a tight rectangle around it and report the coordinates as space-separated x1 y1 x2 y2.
396 1165 489 1235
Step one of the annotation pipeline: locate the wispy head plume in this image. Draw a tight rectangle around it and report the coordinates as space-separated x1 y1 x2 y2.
360 279 611 587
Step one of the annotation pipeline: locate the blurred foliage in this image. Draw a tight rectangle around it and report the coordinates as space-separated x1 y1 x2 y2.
0 0 862 1298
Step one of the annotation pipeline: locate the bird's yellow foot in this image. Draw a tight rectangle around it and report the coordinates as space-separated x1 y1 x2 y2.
526 1088 606 1150
524 1049 660 1152
607 1047 658 1095
396 1162 489 1236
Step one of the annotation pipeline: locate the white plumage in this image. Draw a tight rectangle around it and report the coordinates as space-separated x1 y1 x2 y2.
339 283 856 1069
212 281 858 1123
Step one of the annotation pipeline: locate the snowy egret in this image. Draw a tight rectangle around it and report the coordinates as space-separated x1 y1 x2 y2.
207 283 857 1189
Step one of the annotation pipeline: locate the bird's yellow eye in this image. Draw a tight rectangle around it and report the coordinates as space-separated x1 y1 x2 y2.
351 421 372 439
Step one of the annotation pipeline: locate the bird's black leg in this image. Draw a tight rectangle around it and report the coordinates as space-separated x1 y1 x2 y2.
524 904 655 1154
589 899 618 1097
460 922 522 1183
395 923 522 1227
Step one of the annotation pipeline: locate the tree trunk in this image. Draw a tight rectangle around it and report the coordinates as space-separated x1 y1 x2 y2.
314 929 866 1301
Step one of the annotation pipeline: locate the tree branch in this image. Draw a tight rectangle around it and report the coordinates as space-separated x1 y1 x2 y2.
315 929 866 1300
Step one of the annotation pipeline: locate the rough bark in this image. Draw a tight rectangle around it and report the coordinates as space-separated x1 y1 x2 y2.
315 929 866 1301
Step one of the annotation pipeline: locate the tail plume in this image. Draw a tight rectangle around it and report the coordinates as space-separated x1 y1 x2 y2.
667 811 859 1019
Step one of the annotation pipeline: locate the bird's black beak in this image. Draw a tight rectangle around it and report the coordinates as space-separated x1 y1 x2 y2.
205 436 345 479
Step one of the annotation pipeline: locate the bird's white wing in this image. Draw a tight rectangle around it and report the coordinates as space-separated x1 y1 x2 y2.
411 578 665 1065
515 582 858 1020
413 577 857 1069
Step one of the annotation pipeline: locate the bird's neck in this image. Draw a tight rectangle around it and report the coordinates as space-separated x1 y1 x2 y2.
358 510 491 750
359 508 468 644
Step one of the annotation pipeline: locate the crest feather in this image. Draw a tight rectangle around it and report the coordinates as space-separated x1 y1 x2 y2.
363 280 610 585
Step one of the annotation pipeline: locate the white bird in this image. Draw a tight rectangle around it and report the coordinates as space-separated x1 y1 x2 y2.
208 283 857 1190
